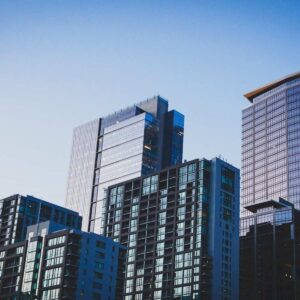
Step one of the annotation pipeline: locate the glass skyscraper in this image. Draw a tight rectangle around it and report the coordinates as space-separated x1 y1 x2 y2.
241 72 300 216
65 96 184 233
240 72 300 299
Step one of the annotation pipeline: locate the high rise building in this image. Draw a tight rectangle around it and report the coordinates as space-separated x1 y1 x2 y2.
0 194 82 246
240 199 300 299
0 240 27 299
104 157 240 300
65 96 184 233
241 72 300 216
0 221 126 300
240 72 300 299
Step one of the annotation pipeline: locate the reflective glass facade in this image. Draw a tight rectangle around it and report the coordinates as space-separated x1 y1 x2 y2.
105 158 239 300
65 96 185 233
162 110 185 168
65 119 100 231
242 77 300 216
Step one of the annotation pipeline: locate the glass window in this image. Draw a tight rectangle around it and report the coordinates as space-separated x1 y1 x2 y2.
142 175 158 195
43 267 62 287
160 197 167 210
45 247 64 267
48 236 66 247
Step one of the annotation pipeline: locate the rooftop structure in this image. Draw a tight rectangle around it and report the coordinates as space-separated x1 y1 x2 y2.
244 71 300 102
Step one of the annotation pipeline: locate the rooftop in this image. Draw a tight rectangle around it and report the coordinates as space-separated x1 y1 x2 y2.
244 71 300 102
244 198 293 213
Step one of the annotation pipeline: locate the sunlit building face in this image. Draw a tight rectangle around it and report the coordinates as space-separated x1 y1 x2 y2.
241 73 300 216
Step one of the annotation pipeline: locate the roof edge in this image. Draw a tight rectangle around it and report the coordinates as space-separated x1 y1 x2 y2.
244 71 300 103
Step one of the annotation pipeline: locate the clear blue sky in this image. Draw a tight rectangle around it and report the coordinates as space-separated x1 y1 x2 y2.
1 0 299 206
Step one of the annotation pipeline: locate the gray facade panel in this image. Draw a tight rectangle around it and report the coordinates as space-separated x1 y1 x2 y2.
65 119 100 231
